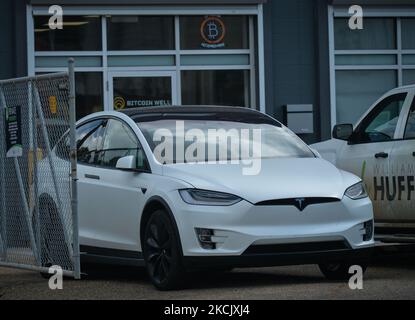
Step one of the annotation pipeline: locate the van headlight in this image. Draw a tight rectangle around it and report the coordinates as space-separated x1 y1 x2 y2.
344 182 368 200
179 189 242 206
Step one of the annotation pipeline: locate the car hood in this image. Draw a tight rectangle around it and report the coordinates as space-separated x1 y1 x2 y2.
162 158 360 204
311 139 347 166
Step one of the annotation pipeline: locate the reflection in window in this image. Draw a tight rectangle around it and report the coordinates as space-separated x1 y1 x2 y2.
403 70 415 86
76 120 106 165
34 16 102 51
334 18 396 50
107 16 175 50
180 16 249 50
405 101 415 139
75 73 104 120
113 76 172 110
101 120 142 168
363 93 406 142
181 70 250 107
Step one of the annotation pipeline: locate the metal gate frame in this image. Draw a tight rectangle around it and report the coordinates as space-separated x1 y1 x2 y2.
0 59 80 279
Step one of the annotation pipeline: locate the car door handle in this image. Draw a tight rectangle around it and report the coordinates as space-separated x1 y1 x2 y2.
413 152 415 157
375 152 389 159
85 174 100 180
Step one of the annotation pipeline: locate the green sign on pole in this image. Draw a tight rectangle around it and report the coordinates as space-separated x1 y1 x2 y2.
4 105 22 158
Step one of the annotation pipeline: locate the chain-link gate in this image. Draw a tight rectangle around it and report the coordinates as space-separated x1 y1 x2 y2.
0 60 80 279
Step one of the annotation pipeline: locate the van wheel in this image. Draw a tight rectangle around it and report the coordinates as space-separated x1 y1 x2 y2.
143 209 184 290
319 262 367 281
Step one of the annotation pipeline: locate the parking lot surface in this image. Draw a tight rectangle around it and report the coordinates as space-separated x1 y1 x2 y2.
0 245 414 300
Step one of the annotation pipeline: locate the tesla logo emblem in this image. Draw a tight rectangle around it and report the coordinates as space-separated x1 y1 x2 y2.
294 198 306 211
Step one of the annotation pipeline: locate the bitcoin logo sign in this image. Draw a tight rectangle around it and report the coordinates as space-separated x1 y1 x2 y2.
114 96 126 110
200 16 226 48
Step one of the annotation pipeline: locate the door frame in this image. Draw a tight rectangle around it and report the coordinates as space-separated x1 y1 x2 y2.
107 70 178 111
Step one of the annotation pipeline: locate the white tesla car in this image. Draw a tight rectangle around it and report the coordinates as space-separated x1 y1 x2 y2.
39 106 374 290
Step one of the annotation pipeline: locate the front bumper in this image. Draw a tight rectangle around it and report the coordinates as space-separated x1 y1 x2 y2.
183 246 374 269
168 191 375 257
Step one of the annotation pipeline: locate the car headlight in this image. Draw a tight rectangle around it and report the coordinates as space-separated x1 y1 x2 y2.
344 182 368 200
179 189 242 206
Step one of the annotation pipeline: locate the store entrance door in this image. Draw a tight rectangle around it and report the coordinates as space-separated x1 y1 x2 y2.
108 71 178 111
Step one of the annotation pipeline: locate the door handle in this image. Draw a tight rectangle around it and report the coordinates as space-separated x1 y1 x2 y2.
413 152 415 157
85 174 100 180
375 152 389 159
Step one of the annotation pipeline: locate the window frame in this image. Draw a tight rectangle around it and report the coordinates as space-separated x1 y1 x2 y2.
329 6 415 129
27 4 266 114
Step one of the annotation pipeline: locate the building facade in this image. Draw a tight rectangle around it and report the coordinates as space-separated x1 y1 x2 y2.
1 0 415 143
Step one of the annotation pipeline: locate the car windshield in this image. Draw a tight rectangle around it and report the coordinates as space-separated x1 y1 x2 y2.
134 113 315 164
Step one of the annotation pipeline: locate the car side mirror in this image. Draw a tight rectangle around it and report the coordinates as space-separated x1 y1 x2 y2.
333 124 354 141
116 155 136 171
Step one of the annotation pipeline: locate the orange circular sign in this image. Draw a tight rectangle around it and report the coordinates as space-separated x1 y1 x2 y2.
200 16 226 45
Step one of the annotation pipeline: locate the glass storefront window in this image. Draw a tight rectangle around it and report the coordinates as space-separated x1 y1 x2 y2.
180 16 249 50
403 70 415 86
34 16 102 51
402 19 415 49
107 16 175 50
334 18 396 50
335 70 397 124
181 70 250 107
76 73 104 120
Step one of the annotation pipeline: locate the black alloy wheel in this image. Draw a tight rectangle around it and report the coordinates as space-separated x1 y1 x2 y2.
143 209 184 290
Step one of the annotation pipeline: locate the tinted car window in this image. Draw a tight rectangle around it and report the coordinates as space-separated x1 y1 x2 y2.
404 99 415 139
355 93 407 143
77 120 106 165
101 119 146 169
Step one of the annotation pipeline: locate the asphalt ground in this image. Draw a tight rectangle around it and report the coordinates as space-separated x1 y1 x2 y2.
0 244 415 300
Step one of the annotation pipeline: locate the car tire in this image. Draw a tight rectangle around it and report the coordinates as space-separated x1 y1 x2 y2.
319 262 368 281
35 197 71 279
143 209 185 290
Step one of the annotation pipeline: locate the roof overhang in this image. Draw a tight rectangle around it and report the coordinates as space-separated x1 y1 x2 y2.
29 0 266 5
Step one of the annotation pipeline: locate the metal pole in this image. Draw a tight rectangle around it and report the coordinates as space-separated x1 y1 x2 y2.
30 81 41 265
68 58 80 280
0 85 6 260
13 158 38 259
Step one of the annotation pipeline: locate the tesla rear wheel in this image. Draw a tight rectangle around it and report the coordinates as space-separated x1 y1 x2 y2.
319 262 368 281
143 209 184 290
36 197 71 279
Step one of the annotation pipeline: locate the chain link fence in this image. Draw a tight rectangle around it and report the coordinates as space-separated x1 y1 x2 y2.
0 63 80 278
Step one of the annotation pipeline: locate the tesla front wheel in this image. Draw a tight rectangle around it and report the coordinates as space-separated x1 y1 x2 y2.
319 262 368 281
143 209 185 290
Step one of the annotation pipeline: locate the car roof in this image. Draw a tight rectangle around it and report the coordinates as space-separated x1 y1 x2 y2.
391 84 415 91
120 105 280 125
121 105 261 117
